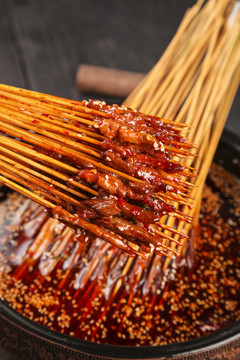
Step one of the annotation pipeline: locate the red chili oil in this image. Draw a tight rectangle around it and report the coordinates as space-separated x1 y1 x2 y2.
0 163 239 346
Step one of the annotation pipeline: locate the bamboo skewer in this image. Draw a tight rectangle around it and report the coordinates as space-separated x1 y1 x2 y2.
0 98 106 140
0 144 98 196
0 154 88 202
0 105 103 147
0 120 143 183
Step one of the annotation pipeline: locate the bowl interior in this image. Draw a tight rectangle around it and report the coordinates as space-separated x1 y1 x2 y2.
0 129 240 359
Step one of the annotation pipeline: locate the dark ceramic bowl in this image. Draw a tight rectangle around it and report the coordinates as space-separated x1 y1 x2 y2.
0 129 240 360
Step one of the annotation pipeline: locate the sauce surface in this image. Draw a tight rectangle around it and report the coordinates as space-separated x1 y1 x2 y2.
0 163 239 346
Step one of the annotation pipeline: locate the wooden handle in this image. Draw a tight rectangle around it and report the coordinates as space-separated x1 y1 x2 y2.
76 65 145 97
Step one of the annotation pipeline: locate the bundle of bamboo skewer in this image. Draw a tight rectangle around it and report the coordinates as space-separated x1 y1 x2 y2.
125 0 240 270
0 84 196 260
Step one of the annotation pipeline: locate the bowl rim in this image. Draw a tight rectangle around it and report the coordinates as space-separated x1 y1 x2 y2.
0 300 240 359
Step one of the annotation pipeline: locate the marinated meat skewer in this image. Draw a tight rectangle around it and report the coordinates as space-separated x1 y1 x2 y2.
0 84 197 258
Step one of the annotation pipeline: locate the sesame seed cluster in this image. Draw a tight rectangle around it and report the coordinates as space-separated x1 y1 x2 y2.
0 163 239 346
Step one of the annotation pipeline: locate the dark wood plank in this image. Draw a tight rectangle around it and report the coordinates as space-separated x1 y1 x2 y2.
0 0 26 87
128 0 196 60
7 0 156 100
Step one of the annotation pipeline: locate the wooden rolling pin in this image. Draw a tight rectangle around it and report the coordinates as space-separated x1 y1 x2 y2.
76 64 145 97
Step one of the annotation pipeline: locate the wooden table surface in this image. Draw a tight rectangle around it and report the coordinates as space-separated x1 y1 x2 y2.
0 0 239 359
